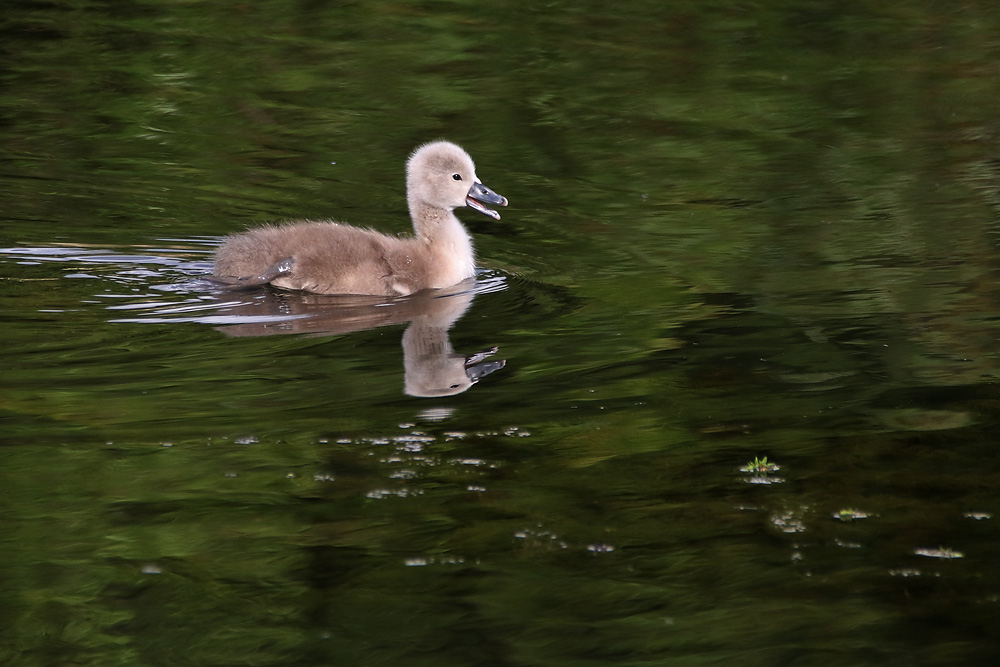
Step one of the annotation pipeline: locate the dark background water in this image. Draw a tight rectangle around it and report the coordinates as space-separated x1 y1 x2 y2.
4 1 1000 665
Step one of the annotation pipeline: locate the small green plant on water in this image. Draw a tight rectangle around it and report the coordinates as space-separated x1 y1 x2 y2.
740 456 780 474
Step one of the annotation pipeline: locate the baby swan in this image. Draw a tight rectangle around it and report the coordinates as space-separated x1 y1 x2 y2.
213 141 507 296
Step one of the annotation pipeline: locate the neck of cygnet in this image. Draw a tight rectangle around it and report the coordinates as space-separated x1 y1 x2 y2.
408 199 474 253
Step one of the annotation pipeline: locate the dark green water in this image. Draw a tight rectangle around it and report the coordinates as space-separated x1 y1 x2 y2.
4 1 1000 665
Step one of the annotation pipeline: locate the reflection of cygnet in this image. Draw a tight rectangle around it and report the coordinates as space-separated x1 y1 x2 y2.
212 282 505 396
402 292 504 397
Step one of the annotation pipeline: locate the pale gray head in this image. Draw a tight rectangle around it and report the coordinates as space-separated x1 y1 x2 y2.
406 141 508 219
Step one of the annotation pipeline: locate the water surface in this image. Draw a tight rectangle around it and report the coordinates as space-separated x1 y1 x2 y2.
3 1 1000 665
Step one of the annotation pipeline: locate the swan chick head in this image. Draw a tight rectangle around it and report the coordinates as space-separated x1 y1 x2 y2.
407 141 508 219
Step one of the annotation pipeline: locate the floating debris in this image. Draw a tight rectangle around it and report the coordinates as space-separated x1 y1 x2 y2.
366 488 423 499
405 554 465 567
745 475 784 485
889 568 922 577
586 543 615 554
834 538 862 549
770 510 806 533
914 547 964 559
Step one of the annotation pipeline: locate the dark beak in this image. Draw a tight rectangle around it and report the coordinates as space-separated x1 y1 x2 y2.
465 346 506 382
467 181 508 220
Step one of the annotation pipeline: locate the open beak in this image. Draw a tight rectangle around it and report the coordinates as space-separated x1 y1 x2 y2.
466 181 508 220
